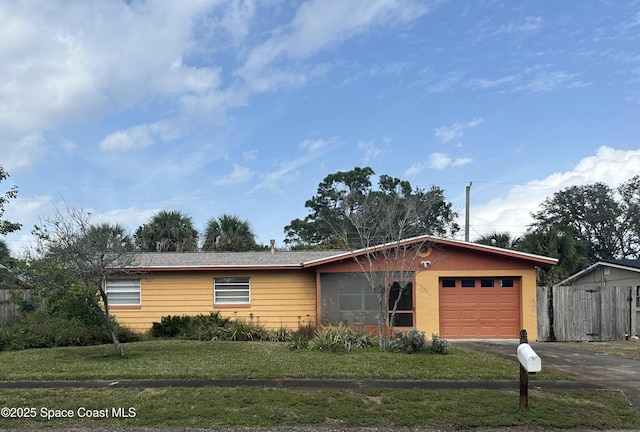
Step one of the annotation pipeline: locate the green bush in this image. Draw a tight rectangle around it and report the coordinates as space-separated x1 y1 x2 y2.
292 322 317 340
429 333 450 355
308 324 377 352
267 326 293 342
0 311 139 351
150 313 272 342
288 336 309 350
150 313 231 340
387 328 427 354
47 284 105 328
224 319 268 341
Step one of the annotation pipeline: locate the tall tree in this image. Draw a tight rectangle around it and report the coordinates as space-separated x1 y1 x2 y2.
202 214 257 251
530 180 639 261
284 167 459 248
516 227 589 286
134 210 198 252
28 206 138 357
618 175 640 258
0 166 21 236
286 167 458 348
0 239 19 290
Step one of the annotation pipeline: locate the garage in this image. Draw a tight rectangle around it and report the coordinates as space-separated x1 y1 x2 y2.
439 277 520 338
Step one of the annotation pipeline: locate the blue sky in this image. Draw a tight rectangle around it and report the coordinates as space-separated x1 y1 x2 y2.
1 0 639 254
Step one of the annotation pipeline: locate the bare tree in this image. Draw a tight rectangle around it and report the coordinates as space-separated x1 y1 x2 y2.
318 173 443 348
29 204 137 357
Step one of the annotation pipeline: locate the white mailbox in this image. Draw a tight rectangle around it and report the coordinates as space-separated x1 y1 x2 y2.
517 343 541 373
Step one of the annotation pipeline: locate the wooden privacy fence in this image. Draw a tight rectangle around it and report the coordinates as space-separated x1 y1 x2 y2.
0 289 32 326
537 285 634 341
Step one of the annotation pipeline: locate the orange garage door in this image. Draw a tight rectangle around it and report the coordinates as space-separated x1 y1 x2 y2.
439 278 520 338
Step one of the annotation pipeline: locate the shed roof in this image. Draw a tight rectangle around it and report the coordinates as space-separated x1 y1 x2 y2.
124 235 557 271
558 259 640 285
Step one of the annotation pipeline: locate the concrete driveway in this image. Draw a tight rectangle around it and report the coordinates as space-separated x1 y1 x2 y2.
452 339 640 415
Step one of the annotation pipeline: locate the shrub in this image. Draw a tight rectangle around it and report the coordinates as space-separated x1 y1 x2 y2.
150 313 231 340
47 284 105 328
292 322 317 340
308 324 377 352
387 328 427 354
429 333 450 355
0 311 140 351
268 326 293 342
224 319 268 341
288 336 309 350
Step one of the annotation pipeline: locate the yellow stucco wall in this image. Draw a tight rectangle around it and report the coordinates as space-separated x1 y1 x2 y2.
112 264 540 339
415 269 538 340
111 270 317 332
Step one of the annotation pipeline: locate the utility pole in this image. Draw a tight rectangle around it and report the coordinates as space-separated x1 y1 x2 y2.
464 182 472 242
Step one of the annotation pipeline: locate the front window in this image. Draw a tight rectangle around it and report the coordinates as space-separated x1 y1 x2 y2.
388 280 414 327
105 279 141 306
320 272 414 327
214 277 250 304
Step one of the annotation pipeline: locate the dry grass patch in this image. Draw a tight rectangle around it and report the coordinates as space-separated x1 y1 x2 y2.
561 340 640 360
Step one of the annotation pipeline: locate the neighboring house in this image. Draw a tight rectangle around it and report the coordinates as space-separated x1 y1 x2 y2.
106 235 557 340
557 259 640 337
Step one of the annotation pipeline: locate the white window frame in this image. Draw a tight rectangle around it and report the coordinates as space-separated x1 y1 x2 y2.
105 279 141 306
214 277 250 305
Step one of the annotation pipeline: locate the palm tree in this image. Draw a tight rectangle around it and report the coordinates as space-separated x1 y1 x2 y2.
202 214 257 252
79 223 135 253
516 227 589 285
135 210 198 252
474 231 519 249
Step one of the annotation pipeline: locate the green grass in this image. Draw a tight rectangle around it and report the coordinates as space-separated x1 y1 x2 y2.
0 339 564 381
0 340 637 430
0 387 637 430
561 340 640 361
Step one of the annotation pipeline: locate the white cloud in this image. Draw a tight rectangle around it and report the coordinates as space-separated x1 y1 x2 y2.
99 122 173 152
299 138 331 152
406 152 472 175
468 75 519 90
415 69 464 93
513 70 589 93
435 123 464 143
495 16 543 35
61 139 77 153
404 161 427 177
214 164 253 185
429 153 472 170
434 118 483 143
0 1 226 158
243 150 259 160
252 138 337 192
1 134 48 172
468 68 589 94
357 140 382 163
93 207 158 231
468 146 640 240
237 0 427 90
2 194 53 256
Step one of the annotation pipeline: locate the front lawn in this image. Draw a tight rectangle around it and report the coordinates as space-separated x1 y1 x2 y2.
0 340 638 430
0 339 563 381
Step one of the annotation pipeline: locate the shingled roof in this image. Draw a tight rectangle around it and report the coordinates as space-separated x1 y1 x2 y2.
129 249 350 270
124 235 557 271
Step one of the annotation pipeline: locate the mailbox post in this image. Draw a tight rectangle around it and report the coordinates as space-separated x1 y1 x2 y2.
517 329 541 409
